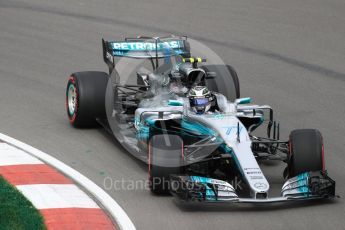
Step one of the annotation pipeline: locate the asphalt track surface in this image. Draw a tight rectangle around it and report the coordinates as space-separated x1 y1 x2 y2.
1 0 345 229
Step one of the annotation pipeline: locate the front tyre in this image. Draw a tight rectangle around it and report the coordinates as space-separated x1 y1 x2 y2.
66 71 108 127
148 134 184 194
288 129 325 178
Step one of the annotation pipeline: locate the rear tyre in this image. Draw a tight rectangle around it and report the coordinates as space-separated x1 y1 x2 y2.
288 129 325 178
202 65 240 101
66 71 109 127
148 134 183 194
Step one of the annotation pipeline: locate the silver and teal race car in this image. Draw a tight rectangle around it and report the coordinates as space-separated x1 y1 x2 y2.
66 36 335 203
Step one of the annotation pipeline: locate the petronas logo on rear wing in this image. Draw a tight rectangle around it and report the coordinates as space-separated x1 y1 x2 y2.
111 40 182 51
103 38 188 59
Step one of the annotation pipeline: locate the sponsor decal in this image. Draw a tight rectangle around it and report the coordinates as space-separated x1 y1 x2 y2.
254 182 267 190
214 114 225 119
106 52 113 63
244 167 260 170
246 171 262 175
223 126 243 136
111 41 183 51
250 176 264 180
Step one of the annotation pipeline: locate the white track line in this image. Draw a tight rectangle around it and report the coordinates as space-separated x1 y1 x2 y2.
0 143 43 166
17 184 99 209
0 133 136 230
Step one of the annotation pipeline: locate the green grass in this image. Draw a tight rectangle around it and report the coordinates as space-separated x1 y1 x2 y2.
0 176 46 230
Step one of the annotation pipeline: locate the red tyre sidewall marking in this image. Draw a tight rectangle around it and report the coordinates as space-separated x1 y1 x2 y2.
181 140 184 173
321 135 325 172
181 141 184 160
288 135 292 157
148 139 152 187
321 143 326 172
288 135 293 176
66 76 78 124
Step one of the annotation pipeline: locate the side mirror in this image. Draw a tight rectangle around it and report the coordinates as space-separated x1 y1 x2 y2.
235 97 252 105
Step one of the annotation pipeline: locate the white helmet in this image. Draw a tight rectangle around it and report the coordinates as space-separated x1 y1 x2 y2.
188 86 213 114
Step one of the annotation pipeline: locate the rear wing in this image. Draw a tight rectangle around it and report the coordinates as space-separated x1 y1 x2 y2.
102 36 190 72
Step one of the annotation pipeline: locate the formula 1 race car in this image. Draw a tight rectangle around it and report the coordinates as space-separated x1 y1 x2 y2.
66 36 335 203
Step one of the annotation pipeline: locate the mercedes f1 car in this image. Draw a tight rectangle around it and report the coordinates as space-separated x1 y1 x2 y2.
66 36 335 203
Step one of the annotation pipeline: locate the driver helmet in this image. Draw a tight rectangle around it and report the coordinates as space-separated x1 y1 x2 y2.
188 86 213 114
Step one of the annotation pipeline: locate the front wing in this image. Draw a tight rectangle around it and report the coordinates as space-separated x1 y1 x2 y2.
170 171 335 203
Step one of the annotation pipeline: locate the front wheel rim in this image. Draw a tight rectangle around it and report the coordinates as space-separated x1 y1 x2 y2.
67 84 77 116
